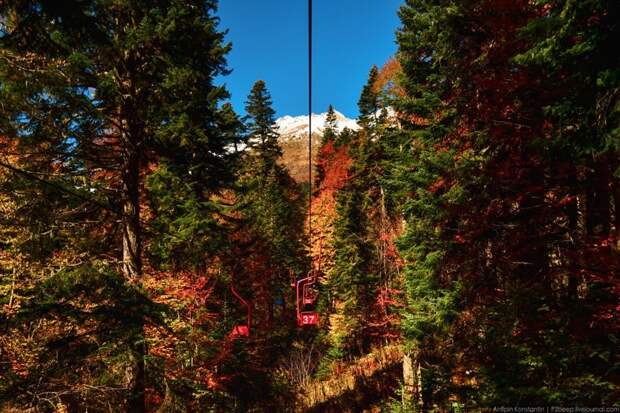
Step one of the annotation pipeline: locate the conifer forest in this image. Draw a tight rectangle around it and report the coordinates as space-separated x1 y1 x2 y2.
0 1 619 412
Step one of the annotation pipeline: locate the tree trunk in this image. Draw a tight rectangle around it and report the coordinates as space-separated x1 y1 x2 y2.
586 160 611 238
566 169 579 303
122 148 142 279
403 351 423 411
612 161 620 250
122 143 145 413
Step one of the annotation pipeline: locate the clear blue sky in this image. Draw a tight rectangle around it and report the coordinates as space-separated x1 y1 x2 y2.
217 0 402 119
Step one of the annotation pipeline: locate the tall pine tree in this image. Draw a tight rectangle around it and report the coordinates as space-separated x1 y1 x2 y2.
315 104 339 189
0 1 234 410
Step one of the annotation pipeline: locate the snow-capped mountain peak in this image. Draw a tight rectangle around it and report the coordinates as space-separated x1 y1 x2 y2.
275 110 359 141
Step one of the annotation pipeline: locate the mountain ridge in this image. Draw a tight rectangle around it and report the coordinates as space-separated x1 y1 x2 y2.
275 110 359 142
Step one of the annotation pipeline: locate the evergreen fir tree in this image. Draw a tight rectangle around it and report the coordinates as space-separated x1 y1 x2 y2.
234 78 306 332
245 80 282 160
315 104 339 189
323 104 339 145
238 80 303 266
220 102 247 155
327 180 375 356
358 65 380 126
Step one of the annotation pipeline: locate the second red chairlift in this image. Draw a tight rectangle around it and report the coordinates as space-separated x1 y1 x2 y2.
230 285 251 338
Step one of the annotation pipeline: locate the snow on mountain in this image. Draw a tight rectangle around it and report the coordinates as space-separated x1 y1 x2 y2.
275 110 359 141
275 108 397 182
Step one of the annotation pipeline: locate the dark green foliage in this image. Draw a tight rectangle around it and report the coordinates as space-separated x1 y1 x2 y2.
147 164 230 267
336 127 355 147
515 0 620 158
0 0 233 174
328 180 375 354
0 263 165 411
0 0 238 265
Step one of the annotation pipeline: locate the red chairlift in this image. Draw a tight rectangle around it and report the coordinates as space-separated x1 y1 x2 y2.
229 285 251 338
296 271 319 326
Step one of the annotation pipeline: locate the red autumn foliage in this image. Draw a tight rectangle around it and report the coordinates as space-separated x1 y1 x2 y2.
374 57 405 98
310 139 353 270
